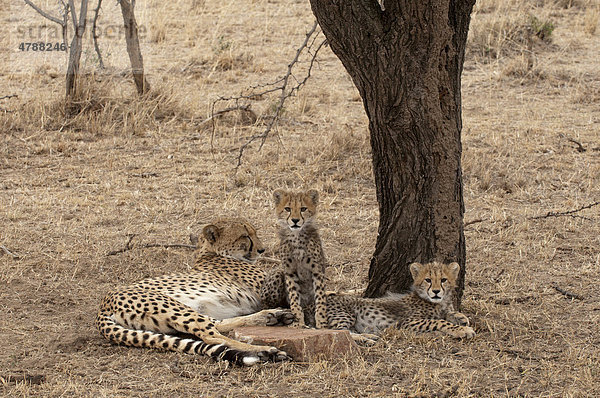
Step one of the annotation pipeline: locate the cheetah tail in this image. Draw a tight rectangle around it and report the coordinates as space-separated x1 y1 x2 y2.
95 311 260 366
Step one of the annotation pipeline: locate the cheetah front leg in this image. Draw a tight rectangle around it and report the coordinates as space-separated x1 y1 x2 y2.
404 319 476 339
216 308 295 333
312 269 328 329
445 310 470 326
284 271 306 328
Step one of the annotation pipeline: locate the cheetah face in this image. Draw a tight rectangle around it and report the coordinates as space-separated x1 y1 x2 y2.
273 189 319 231
202 217 265 263
409 261 460 303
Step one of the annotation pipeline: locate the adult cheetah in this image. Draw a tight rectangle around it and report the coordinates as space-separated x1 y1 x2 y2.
96 217 292 366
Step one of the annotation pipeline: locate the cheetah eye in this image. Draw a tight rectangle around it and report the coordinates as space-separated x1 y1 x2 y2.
425 278 432 284
300 207 307 212
284 207 291 212
441 278 447 283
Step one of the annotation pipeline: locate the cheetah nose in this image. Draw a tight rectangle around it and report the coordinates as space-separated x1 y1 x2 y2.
257 248 265 254
432 289 441 295
291 218 300 224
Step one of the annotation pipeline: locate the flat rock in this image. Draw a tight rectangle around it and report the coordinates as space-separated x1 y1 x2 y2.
231 326 358 362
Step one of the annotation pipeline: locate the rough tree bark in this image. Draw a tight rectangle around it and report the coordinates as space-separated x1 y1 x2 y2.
118 0 149 94
65 0 89 97
309 0 475 305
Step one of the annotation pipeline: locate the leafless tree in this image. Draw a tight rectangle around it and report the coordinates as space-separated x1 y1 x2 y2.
117 0 149 94
23 0 88 97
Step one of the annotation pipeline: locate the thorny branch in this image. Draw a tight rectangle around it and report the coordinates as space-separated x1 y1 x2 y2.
209 20 327 169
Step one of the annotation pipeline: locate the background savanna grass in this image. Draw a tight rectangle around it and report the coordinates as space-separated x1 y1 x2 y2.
1 0 599 396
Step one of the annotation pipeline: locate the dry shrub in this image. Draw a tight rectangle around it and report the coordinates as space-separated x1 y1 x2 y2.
212 52 254 71
320 128 369 162
550 0 595 8
468 1 556 60
210 37 254 71
501 53 547 80
4 74 186 137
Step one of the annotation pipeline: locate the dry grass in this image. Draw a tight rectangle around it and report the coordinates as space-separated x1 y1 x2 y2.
1 0 600 396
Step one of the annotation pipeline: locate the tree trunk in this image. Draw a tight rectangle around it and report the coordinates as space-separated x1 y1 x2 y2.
118 0 149 94
65 0 89 97
309 0 474 305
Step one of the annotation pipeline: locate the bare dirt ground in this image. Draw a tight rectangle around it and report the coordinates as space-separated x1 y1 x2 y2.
1 0 599 396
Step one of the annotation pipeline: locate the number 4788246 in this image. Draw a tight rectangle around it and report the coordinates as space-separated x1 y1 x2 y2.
19 42 67 52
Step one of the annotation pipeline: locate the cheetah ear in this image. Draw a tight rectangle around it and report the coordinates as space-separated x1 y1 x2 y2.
273 189 286 206
202 224 221 244
446 262 460 279
409 262 422 280
306 189 319 205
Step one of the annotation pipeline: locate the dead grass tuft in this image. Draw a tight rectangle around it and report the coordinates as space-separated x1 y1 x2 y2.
3 74 187 137
583 5 599 34
468 1 557 61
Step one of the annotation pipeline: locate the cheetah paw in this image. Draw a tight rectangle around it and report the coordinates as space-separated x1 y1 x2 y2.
351 332 379 346
453 326 476 339
257 346 292 362
447 312 470 326
288 321 309 329
265 308 296 326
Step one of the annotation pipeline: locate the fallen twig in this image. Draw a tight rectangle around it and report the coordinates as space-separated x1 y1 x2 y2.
552 284 584 301
106 234 136 256
464 218 485 227
559 133 586 153
0 245 20 259
139 243 197 250
529 201 600 220
107 235 197 256
0 94 18 112
130 172 159 178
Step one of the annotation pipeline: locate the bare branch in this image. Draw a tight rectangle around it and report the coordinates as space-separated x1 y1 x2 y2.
209 20 326 169
529 201 600 220
68 0 78 27
92 0 105 69
23 0 64 25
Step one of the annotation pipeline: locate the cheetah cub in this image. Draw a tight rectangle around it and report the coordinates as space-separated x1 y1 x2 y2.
273 189 328 328
327 261 475 340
